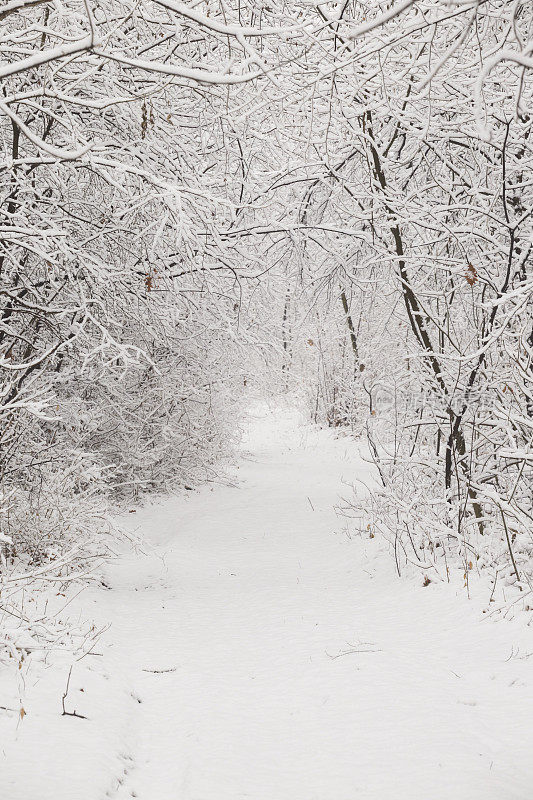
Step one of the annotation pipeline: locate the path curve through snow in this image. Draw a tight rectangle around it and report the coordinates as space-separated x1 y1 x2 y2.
3 404 533 800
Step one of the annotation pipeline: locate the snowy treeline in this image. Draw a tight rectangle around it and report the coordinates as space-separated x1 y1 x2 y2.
0 0 265 650
1 0 532 647
231 0 533 594
284 0 533 593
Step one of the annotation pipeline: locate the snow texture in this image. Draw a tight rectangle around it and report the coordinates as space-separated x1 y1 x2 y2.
2 404 533 799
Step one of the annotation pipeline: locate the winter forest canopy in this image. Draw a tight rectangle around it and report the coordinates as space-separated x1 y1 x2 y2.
1 0 533 693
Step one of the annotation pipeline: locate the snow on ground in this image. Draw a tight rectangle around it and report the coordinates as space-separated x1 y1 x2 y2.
2 402 533 800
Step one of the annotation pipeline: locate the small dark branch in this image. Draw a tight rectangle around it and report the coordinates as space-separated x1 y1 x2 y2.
142 667 177 674
61 666 88 719
500 508 520 584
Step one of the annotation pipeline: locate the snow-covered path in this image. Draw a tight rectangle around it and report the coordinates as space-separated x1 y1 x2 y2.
4 405 533 799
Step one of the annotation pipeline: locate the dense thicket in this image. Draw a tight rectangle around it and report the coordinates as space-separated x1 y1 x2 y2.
225 0 533 593
282 0 533 593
